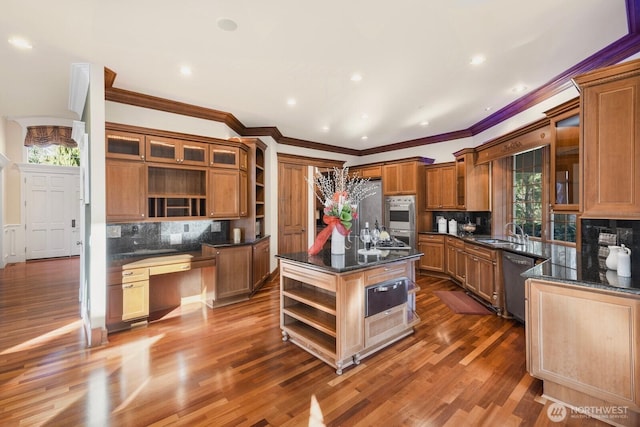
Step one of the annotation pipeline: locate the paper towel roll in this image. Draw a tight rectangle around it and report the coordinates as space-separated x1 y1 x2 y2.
233 228 241 243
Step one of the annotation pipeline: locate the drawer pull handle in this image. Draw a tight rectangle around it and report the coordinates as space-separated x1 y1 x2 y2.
122 284 134 289
181 265 189 270
123 271 134 276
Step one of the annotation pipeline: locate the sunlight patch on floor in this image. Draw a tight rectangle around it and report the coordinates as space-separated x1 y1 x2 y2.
0 319 83 355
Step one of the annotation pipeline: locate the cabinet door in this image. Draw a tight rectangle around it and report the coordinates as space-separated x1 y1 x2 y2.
445 243 457 277
146 136 180 164
122 280 149 321
239 148 248 171
210 145 239 169
352 165 382 179
181 141 208 166
398 162 417 193
252 238 270 289
455 248 466 283
418 236 444 272
425 168 443 209
582 76 640 217
217 245 251 298
382 164 400 195
550 111 580 210
440 166 457 209
106 130 145 161
106 159 146 221
465 254 479 293
208 168 239 218
239 170 248 217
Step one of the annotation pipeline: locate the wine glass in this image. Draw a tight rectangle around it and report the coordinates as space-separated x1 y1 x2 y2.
370 228 380 250
360 228 371 250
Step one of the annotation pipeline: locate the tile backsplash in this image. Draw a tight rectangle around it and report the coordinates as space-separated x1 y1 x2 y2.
107 220 230 256
430 211 492 235
581 219 639 279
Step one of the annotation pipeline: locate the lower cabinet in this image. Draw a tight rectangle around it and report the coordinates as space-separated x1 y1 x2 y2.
464 243 498 306
417 234 445 273
526 278 640 420
214 245 252 299
252 237 271 290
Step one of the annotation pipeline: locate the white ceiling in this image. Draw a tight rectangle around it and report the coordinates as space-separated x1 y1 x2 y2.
0 0 631 151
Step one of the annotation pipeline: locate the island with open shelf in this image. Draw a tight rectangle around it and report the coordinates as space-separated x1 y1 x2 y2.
276 247 422 374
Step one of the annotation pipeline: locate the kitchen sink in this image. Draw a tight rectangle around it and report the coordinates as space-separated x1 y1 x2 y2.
475 238 522 247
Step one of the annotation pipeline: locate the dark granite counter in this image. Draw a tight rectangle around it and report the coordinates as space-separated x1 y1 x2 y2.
420 231 640 295
276 245 422 274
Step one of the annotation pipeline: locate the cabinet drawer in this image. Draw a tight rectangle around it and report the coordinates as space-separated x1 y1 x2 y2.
364 263 409 286
419 234 445 244
281 263 337 292
122 267 149 283
464 243 496 260
364 303 407 348
148 262 191 276
445 236 464 248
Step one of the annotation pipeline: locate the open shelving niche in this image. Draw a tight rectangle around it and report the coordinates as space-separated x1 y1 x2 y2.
147 165 207 219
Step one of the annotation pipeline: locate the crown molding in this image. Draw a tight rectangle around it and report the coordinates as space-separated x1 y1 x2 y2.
104 0 640 157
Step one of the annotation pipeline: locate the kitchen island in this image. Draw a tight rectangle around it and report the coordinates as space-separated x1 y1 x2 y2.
277 247 422 374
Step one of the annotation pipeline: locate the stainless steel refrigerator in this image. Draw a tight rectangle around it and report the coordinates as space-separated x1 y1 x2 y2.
353 179 383 236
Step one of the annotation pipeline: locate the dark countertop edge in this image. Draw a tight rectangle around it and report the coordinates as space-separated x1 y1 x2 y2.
276 251 423 274
108 235 270 268
419 231 640 295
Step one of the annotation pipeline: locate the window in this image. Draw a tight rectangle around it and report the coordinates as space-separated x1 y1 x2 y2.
512 148 543 238
24 126 80 166
550 213 577 243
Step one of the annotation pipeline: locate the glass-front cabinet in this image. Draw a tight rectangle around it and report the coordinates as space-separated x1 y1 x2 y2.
146 136 208 165
548 101 579 211
106 130 145 161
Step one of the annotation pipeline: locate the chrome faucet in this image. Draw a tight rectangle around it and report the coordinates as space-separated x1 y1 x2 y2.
504 222 527 244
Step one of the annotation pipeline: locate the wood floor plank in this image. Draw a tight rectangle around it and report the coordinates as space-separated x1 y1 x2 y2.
0 258 612 426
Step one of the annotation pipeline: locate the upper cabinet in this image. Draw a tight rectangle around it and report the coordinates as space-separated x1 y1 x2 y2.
382 159 431 195
146 136 208 166
106 130 145 161
546 98 580 211
574 59 640 219
453 149 490 211
425 163 456 210
210 145 240 169
350 164 382 179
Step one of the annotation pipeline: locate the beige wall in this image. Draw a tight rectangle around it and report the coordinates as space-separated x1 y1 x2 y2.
4 120 23 224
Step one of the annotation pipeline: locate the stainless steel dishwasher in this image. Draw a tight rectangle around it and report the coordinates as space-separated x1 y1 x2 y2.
502 252 535 323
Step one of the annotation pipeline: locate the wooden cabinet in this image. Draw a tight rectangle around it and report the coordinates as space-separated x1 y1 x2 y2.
208 168 240 218
106 130 145 161
121 267 150 321
574 59 640 219
350 164 382 179
454 150 490 211
464 243 498 305
252 237 271 290
425 164 456 210
382 161 419 195
146 136 208 165
546 98 580 211
526 278 640 415
417 234 445 273
106 159 147 221
210 144 240 169
445 237 466 284
202 245 252 302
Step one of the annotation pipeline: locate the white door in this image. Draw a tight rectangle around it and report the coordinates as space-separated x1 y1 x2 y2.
70 175 81 256
25 171 77 259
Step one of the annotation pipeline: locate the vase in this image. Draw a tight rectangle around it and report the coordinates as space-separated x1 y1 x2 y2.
331 228 346 255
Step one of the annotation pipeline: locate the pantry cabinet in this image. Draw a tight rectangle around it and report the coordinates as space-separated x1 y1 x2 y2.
574 59 640 219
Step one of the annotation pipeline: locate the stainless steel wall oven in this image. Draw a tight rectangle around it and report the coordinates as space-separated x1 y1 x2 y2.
384 195 416 248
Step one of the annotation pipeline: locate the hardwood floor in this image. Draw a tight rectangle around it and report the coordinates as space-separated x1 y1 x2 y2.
0 258 607 426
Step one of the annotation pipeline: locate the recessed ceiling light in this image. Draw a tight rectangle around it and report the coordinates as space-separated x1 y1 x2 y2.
217 18 238 32
8 36 32 50
512 84 528 93
350 73 362 82
322 125 330 132
484 106 492 111
361 113 369 120
470 55 485 65
180 66 192 76
361 135 368 140
420 121 429 127
287 98 296 106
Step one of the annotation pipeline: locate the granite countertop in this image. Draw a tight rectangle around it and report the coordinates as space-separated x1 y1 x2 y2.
276 243 422 273
420 231 640 295
108 235 270 268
